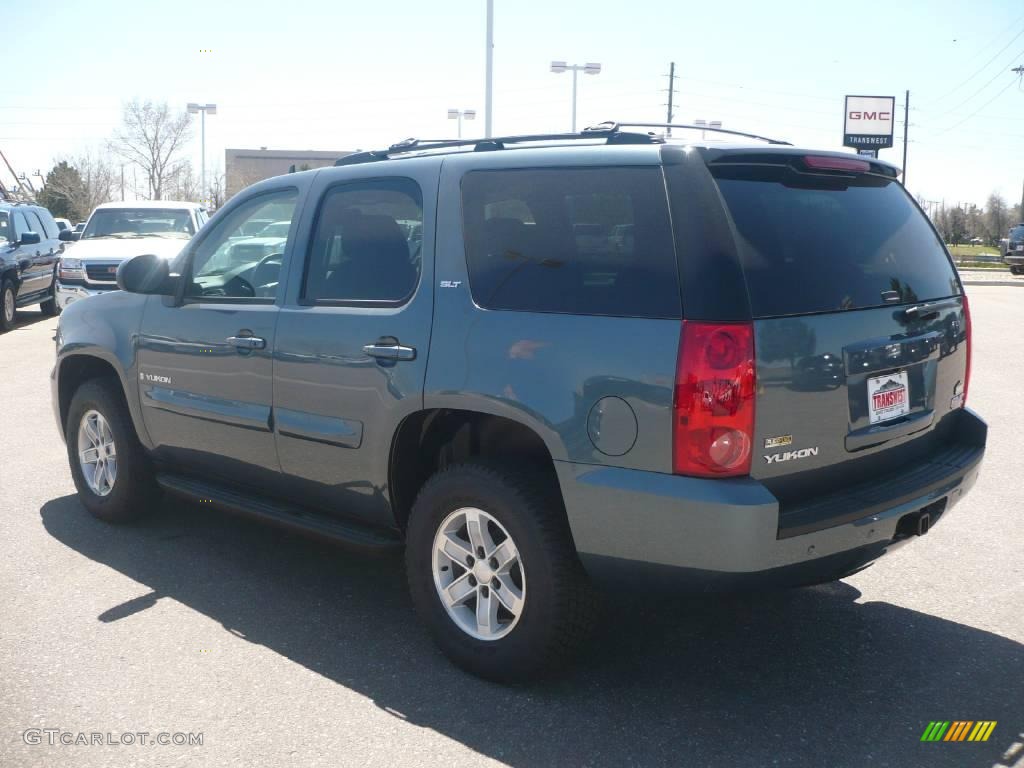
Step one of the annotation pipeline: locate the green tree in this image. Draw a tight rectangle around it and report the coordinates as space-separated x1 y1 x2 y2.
36 161 87 220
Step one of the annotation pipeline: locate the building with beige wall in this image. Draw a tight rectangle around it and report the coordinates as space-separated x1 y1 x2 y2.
225 148 354 197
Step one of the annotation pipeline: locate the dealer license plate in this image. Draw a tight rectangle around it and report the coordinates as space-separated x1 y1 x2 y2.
867 371 910 424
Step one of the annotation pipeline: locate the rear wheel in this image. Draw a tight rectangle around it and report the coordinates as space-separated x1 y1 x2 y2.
40 277 59 316
405 463 598 681
0 278 15 331
66 378 158 522
1011 266 1023 276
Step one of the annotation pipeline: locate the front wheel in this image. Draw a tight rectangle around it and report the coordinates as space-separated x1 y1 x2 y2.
66 378 157 522
405 463 598 681
0 278 15 331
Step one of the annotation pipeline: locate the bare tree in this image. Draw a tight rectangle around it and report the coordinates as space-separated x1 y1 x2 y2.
109 100 192 200
985 193 1008 245
165 160 200 202
206 166 226 210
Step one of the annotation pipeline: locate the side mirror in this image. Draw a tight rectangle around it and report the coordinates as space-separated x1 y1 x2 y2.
117 253 175 295
19 231 41 246
58 229 75 242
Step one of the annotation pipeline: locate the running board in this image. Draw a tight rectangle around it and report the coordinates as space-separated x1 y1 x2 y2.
155 473 402 550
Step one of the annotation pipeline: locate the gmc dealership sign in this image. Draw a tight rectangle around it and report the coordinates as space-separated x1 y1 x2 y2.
843 95 895 150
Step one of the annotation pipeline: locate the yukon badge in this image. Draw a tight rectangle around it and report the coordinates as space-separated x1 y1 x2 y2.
764 447 819 464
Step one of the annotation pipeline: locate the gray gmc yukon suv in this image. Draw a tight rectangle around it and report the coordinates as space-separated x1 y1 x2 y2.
52 124 986 680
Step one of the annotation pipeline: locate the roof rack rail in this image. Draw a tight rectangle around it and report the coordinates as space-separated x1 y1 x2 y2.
610 121 792 145
335 125 663 166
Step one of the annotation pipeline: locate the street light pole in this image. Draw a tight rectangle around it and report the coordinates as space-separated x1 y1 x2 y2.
448 108 477 138
187 103 217 204
550 61 601 132
485 0 494 137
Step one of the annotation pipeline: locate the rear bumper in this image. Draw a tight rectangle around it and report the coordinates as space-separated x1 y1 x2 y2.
1003 249 1024 266
557 409 986 590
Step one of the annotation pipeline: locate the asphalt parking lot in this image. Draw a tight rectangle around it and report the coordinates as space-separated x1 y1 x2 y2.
1 285 1022 768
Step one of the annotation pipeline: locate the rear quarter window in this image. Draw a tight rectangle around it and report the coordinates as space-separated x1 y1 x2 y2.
711 166 960 317
461 167 681 318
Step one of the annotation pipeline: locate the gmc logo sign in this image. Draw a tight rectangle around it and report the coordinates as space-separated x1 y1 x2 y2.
848 111 891 120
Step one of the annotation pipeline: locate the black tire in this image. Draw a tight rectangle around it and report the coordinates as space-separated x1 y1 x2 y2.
405 463 598 682
40 277 59 316
66 377 158 523
1011 266 1023 276
0 277 15 332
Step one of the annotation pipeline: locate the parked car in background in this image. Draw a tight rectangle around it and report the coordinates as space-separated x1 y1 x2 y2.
56 201 208 311
0 202 65 331
73 222 86 234
1004 224 1024 275
54 217 73 232
52 128 984 680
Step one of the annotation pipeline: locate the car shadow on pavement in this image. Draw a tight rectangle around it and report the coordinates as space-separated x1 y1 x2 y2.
9 308 56 330
41 494 1023 768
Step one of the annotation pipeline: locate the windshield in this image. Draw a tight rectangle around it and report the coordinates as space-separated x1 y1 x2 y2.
82 208 194 240
257 221 291 238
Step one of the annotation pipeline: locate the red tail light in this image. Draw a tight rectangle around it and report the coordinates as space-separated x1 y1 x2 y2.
962 294 972 407
673 321 756 477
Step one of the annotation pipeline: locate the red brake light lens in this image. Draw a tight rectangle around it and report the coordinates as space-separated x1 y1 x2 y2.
962 294 972 407
802 155 870 173
673 321 756 477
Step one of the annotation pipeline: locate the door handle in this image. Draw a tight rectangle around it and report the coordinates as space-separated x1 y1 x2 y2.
362 342 416 361
227 335 266 350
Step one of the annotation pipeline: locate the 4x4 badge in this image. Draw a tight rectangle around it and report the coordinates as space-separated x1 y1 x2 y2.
764 434 793 449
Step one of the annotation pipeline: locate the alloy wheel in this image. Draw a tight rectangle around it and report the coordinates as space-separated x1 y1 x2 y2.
77 410 117 496
431 506 526 641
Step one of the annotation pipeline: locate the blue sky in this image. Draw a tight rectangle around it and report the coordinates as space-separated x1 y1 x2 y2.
3 0 1022 209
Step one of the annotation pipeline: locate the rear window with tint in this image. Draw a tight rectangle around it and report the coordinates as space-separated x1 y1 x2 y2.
1011 225 1024 240
461 167 680 318
712 168 960 318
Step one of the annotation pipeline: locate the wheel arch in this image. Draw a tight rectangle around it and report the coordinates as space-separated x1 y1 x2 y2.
389 408 563 532
57 352 146 445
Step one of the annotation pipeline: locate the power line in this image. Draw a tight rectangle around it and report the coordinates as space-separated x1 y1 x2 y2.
922 18 1024 105
925 49 1024 121
930 77 1019 137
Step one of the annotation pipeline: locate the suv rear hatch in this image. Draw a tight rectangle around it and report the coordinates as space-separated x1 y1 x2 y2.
706 151 978 538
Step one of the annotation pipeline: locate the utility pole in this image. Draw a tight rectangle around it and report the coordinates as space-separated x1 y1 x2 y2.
901 89 909 187
666 62 677 136
1013 67 1023 218
484 0 494 138
120 165 125 201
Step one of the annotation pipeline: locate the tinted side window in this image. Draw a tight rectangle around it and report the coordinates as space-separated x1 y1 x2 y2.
25 210 45 236
186 189 298 300
712 168 960 317
304 178 422 303
12 211 30 240
0 213 9 243
35 209 59 239
461 168 680 317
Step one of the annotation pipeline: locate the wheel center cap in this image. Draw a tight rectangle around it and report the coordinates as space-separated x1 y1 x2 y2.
473 560 492 584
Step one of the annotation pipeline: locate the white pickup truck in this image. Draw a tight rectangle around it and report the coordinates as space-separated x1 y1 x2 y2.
56 201 208 310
